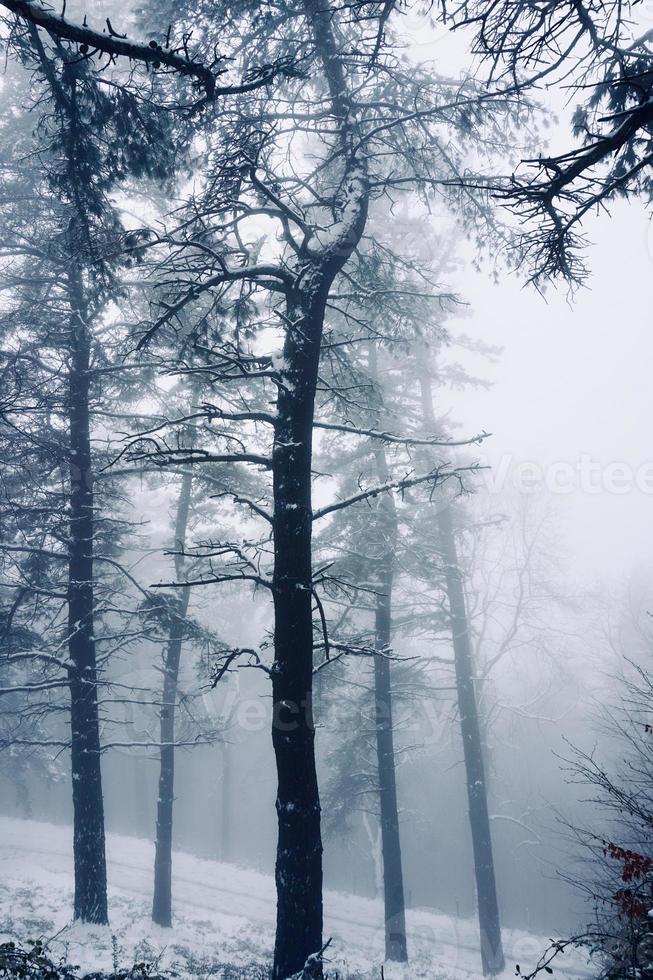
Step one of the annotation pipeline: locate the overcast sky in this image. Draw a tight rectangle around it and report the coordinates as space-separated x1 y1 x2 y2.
444 197 652 583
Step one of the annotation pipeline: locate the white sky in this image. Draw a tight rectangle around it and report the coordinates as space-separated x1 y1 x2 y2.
445 198 653 583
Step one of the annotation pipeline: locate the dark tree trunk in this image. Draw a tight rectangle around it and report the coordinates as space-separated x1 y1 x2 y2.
152 467 193 927
67 269 108 925
218 740 231 861
437 504 505 976
15 770 32 819
372 506 408 962
271 282 326 980
268 8 368 971
368 350 408 963
418 368 503 975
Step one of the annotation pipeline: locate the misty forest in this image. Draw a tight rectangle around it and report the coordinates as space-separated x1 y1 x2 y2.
1 1 653 979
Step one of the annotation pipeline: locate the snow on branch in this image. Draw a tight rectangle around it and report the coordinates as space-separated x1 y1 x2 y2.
210 647 271 686
314 419 490 447
113 441 272 471
1 0 299 106
312 465 478 521
0 0 217 95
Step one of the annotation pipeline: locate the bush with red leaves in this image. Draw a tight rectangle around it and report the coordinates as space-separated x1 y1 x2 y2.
605 843 653 922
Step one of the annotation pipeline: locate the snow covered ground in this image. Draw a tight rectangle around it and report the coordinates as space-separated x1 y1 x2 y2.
0 817 594 979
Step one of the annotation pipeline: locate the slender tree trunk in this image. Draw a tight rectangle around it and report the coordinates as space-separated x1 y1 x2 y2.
152 456 194 926
437 505 504 974
418 369 504 975
271 283 325 980
218 740 231 861
372 529 408 962
14 768 32 819
67 268 108 925
368 353 408 962
268 7 368 970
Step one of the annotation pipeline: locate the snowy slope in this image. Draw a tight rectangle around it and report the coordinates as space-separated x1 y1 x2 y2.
0 817 594 979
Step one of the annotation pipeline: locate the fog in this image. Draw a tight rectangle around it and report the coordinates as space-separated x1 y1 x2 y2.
1 2 652 979
448 201 653 582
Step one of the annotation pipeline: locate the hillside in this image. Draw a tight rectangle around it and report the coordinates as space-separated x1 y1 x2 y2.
0 818 594 979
